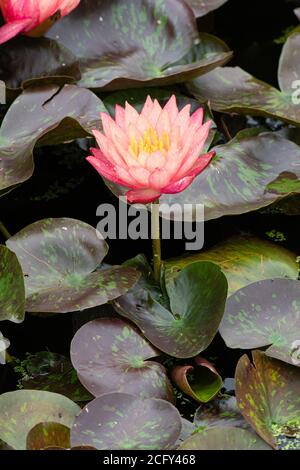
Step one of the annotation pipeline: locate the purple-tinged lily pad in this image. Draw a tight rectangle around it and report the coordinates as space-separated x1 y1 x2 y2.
188 33 300 126
20 352 92 403
165 235 298 296
0 330 9 365
71 317 174 401
236 351 300 450
220 279 300 366
0 390 80 450
0 84 105 195
0 245 25 323
179 426 271 450
47 0 232 90
6 218 139 313
70 392 181 450
26 422 70 450
160 131 300 221
186 0 228 17
0 36 80 95
194 395 251 431
171 357 222 403
114 256 227 358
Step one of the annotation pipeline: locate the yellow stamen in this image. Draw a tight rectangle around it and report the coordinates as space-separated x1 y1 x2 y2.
128 127 170 158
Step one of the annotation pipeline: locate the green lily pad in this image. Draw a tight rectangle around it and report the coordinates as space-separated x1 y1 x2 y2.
71 317 174 401
6 218 140 313
0 36 80 94
0 390 80 450
47 0 232 90
160 131 300 221
70 392 181 450
26 422 71 450
171 357 222 403
186 0 228 17
114 256 228 358
164 235 299 295
20 352 92 403
220 279 300 366
0 84 105 195
0 245 25 322
179 427 271 450
188 33 300 126
194 396 251 431
236 351 300 449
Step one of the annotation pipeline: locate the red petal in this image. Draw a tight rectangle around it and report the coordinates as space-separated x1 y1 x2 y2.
0 18 33 45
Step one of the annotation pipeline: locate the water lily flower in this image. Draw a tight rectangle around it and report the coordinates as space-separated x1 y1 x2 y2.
0 0 80 45
87 95 215 203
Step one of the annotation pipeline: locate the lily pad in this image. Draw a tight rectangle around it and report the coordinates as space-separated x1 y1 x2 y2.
114 256 228 358
236 351 300 449
186 0 228 17
171 357 222 403
160 131 300 221
71 317 174 401
0 36 80 93
0 390 80 450
179 427 271 450
164 235 299 295
188 33 300 126
0 245 25 322
20 352 92 403
0 330 9 364
194 395 251 430
6 218 140 313
26 422 70 450
70 392 181 450
220 279 300 366
47 0 232 90
0 84 105 195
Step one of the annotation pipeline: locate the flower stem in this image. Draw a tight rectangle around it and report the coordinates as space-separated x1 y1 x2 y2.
0 221 11 240
151 200 161 283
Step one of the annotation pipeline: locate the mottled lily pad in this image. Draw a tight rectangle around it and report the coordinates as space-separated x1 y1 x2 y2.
70 392 181 450
0 390 80 450
194 396 251 431
114 256 227 358
160 131 300 221
71 317 174 401
6 218 139 313
0 245 25 322
186 0 228 17
47 0 232 90
220 279 300 366
179 427 271 450
20 352 92 402
171 357 222 403
0 84 105 195
0 36 80 93
164 235 299 295
26 422 70 450
236 351 300 449
188 33 300 126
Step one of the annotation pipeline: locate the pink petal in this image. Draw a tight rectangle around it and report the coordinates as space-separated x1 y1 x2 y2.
161 176 195 194
141 96 154 118
149 168 171 189
0 18 33 44
155 107 171 136
125 101 139 128
87 155 127 186
186 151 215 177
58 0 81 16
148 99 163 127
174 104 191 140
100 112 115 139
115 104 125 128
129 167 151 186
190 107 204 127
126 188 161 203
145 151 166 172
92 131 126 167
163 95 178 124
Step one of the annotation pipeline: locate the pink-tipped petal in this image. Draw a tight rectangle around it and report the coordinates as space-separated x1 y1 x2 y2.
161 176 195 194
186 151 216 177
100 112 115 139
126 188 161 203
125 101 139 128
0 18 33 44
163 95 178 124
86 155 129 187
148 99 163 127
115 104 125 128
141 95 154 118
190 107 204 127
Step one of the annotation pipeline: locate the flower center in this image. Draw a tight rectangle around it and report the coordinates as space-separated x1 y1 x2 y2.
129 127 170 157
